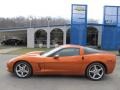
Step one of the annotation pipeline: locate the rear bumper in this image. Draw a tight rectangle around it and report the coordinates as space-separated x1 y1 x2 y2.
106 59 116 74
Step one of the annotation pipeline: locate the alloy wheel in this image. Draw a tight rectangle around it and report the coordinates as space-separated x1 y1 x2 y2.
14 62 32 78
87 63 105 80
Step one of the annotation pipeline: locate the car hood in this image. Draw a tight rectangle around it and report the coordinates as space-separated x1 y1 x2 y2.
26 51 45 55
15 51 45 59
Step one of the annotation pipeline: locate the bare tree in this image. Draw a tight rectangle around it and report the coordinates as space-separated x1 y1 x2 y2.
0 16 69 29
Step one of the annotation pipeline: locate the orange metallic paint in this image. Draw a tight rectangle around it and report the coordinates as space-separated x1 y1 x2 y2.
7 45 116 76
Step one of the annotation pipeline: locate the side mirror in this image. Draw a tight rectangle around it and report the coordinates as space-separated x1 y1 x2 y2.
54 55 59 59
40 51 45 55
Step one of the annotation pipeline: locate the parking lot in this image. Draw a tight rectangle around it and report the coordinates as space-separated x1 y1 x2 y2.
0 54 120 90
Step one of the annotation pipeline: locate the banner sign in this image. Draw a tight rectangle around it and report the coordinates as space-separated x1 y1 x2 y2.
71 4 87 45
104 6 117 25
72 5 87 24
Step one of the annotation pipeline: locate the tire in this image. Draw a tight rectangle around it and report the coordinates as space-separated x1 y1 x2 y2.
14 61 32 78
86 63 105 81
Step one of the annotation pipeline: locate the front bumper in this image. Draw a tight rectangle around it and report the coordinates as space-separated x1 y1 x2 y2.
6 62 13 73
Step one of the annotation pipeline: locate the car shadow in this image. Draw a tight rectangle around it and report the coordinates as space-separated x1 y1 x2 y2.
8 73 111 82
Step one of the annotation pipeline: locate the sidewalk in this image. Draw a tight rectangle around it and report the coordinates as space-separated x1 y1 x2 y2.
0 48 21 54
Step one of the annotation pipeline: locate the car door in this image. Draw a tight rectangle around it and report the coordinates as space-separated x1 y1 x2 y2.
43 48 83 75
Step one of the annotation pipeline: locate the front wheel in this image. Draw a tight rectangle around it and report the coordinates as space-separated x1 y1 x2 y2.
86 63 105 81
14 61 32 78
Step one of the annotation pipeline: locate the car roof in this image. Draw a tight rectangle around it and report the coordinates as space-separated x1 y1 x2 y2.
61 44 82 48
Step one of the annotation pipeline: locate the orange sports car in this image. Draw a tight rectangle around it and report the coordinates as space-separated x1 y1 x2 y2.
7 45 116 80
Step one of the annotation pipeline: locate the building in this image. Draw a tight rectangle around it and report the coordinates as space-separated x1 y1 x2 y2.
0 23 102 48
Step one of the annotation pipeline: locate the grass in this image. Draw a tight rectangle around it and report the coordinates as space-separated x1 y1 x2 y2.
0 45 24 49
8 48 52 55
0 46 8 49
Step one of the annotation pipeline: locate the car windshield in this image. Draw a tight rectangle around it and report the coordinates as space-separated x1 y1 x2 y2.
41 46 62 57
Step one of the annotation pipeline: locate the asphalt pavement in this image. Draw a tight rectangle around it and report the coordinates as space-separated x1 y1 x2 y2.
0 54 120 90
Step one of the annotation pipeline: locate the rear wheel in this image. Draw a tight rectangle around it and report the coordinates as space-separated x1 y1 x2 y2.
14 61 32 78
86 63 105 81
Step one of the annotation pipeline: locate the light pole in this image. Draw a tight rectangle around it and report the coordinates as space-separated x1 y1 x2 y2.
29 16 32 28
47 17 51 48
47 17 51 27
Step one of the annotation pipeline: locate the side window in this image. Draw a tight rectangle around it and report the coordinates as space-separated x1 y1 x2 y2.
54 48 80 57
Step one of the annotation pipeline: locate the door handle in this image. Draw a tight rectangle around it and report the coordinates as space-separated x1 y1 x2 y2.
82 56 84 60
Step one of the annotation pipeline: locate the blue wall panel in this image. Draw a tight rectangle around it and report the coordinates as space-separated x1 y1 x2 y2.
71 24 87 45
102 26 120 50
102 26 117 50
116 27 120 49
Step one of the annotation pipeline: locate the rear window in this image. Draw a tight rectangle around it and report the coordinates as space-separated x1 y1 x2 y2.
83 47 103 54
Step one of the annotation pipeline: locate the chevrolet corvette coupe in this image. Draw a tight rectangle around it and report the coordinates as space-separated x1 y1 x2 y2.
7 45 116 80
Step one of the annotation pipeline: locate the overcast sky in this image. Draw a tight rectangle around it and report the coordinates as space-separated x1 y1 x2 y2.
0 0 120 23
